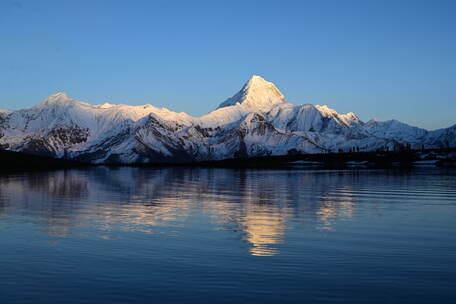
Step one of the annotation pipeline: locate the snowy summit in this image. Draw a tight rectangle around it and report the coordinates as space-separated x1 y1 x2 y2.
217 75 286 112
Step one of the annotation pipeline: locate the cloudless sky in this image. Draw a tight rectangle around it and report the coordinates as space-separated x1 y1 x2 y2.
0 0 455 129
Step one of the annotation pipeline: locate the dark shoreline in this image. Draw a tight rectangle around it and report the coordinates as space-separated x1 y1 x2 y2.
1 148 455 172
0 149 89 172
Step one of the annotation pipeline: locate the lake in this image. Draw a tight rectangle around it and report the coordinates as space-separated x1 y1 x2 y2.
1 167 455 303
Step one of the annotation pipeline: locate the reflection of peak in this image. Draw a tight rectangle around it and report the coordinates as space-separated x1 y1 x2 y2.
217 75 286 112
243 205 287 257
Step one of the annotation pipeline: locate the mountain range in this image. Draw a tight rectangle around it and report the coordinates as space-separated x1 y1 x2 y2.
0 75 455 164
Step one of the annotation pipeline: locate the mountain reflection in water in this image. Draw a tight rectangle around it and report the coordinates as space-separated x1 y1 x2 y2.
0 167 363 256
1 167 456 304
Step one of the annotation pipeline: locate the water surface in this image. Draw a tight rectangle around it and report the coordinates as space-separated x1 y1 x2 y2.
1 167 455 303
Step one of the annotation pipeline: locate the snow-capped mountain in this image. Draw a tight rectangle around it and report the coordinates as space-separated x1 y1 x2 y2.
0 75 454 164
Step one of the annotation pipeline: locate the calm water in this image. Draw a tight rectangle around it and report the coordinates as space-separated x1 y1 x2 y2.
0 167 455 303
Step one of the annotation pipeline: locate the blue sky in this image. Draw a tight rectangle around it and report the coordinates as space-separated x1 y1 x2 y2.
0 0 455 130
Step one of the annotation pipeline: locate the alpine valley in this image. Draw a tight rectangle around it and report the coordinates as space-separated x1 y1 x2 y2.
0 75 455 164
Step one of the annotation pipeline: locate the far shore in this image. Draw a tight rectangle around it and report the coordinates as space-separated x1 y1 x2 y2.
1 148 455 172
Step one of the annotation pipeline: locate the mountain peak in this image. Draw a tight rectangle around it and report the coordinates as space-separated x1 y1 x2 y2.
36 92 74 108
217 75 286 112
47 92 70 101
245 75 269 86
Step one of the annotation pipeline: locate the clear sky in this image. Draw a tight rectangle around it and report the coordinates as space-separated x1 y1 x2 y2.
0 0 455 130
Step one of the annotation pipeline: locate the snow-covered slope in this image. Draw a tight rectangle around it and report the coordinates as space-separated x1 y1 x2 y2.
0 75 454 163
425 124 456 148
360 119 428 145
267 103 362 134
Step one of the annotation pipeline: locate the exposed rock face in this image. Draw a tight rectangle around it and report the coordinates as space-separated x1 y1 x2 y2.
0 75 454 164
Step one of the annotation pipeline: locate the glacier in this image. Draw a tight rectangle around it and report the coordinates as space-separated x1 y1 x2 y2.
0 75 454 164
